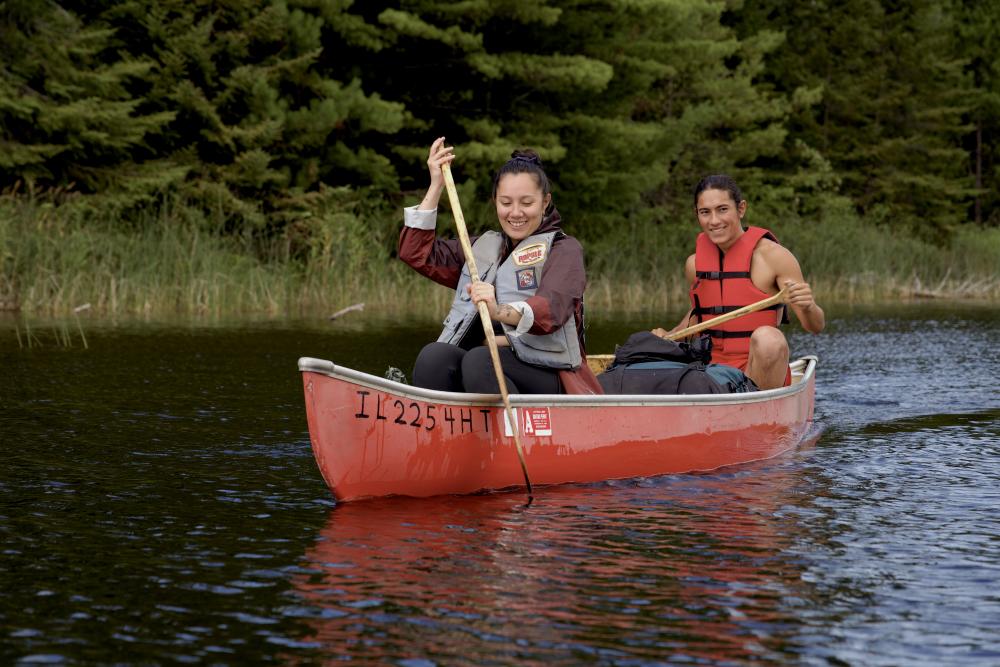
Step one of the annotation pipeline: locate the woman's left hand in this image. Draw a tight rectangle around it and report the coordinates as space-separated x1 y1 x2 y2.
467 282 499 318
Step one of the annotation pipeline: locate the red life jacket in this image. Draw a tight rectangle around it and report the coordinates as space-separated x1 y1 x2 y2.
689 226 785 368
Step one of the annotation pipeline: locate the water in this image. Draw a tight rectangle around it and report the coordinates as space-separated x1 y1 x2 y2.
2 304 999 664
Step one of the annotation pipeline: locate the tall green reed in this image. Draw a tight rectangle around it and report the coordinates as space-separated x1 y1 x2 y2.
2 191 997 320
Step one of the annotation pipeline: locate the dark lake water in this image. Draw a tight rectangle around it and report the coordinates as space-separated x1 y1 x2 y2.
2 304 999 664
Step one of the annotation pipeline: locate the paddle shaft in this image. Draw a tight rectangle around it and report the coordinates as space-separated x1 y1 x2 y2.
665 286 788 341
440 163 533 499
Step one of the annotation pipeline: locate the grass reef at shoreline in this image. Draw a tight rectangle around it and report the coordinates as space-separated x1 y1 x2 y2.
2 195 998 322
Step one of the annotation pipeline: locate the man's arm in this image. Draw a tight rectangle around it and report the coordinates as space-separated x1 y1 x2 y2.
761 244 825 334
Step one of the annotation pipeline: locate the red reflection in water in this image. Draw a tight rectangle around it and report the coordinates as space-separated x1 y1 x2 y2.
292 458 816 663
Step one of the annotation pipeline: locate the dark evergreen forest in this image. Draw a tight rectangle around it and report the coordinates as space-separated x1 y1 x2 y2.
2 0 997 308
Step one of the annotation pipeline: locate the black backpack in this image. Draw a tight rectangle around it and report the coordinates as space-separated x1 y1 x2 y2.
597 331 728 395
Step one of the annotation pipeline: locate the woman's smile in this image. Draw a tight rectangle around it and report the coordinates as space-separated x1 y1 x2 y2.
495 173 551 241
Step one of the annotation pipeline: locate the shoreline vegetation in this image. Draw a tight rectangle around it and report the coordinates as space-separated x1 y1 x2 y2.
3 195 998 321
5 1 1000 330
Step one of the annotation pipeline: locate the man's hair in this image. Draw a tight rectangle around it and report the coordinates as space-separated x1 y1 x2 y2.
693 174 743 207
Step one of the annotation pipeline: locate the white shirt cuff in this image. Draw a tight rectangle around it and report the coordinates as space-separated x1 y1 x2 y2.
404 206 437 230
506 301 534 335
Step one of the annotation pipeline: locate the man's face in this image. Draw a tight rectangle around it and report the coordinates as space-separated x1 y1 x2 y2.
695 188 747 251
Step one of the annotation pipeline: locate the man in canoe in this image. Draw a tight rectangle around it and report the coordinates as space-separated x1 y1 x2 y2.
399 138 601 394
653 175 825 390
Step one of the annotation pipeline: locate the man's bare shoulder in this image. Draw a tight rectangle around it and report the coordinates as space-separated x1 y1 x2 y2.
755 237 798 267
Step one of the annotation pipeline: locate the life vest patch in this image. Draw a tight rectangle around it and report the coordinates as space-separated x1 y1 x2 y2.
513 243 546 266
516 268 538 291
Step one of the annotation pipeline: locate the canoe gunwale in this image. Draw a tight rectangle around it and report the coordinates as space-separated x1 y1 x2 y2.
297 355 818 408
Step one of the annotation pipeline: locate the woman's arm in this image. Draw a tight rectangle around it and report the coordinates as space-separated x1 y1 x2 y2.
522 235 586 335
398 137 467 287
398 216 468 288
418 137 453 212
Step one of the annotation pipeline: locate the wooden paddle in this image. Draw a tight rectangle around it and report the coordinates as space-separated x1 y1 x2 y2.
440 162 534 501
586 286 789 374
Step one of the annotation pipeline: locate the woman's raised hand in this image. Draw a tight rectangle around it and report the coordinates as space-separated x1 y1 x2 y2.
417 137 455 211
426 137 455 190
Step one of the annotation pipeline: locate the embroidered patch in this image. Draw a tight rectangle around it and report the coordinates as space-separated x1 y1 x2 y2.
516 268 538 291
513 243 546 266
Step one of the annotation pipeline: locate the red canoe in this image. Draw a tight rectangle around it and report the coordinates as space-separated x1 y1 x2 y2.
298 356 817 501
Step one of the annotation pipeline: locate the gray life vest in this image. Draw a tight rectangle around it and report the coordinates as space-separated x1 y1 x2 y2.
437 230 582 370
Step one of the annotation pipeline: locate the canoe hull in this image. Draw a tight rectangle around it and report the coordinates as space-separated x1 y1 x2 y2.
300 357 816 501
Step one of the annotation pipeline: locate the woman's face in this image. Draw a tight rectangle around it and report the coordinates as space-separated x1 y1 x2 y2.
495 173 551 242
695 188 747 251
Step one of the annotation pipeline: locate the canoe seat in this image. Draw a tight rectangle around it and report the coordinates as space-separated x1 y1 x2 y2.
586 354 614 375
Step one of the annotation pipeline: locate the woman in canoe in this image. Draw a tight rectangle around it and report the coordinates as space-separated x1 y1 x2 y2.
399 137 600 395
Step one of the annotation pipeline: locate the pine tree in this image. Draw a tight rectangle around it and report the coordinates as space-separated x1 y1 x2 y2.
0 0 175 194
344 0 793 236
957 0 1000 225
2 0 410 230
732 0 974 239
89 0 407 229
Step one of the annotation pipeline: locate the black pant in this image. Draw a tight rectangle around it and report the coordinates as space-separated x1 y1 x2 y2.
412 342 561 394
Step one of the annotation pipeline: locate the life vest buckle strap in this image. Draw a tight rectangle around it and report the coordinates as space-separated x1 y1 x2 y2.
693 304 783 316
706 329 754 339
693 305 731 316
695 270 752 280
